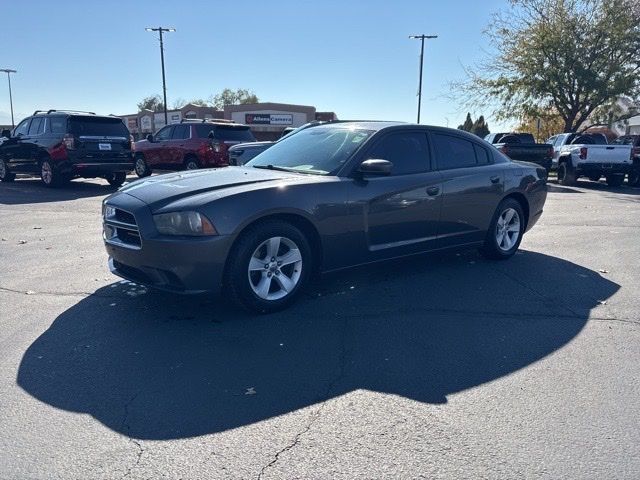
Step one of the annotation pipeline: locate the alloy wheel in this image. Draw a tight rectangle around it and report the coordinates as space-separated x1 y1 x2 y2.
496 207 521 251
135 158 146 176
186 161 198 170
41 161 53 184
248 236 303 301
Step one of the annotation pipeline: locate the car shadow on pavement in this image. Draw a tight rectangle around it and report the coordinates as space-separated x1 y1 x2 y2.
0 177 134 205
17 250 619 440
549 179 640 195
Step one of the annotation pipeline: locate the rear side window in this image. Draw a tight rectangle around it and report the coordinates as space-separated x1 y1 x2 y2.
433 133 477 169
28 117 44 135
68 117 129 137
49 116 67 134
474 144 491 164
366 132 430 175
172 124 189 140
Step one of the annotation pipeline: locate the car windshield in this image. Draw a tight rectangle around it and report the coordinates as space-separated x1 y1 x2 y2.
246 126 373 175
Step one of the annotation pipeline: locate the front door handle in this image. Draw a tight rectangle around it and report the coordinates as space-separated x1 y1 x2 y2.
426 186 440 196
490 175 500 184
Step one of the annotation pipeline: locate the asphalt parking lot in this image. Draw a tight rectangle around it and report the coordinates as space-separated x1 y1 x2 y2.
1 175 639 479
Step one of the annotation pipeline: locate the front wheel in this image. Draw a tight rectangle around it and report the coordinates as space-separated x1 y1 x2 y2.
184 157 200 170
479 198 525 260
606 174 624 187
225 221 312 313
0 158 15 182
106 172 127 188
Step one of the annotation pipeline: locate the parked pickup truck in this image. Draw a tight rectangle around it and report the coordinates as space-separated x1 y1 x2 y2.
484 132 554 171
546 133 634 186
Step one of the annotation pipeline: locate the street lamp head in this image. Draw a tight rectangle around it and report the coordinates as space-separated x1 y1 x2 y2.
0 69 17 74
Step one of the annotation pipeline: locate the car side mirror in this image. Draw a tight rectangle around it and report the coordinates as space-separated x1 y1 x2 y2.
357 159 393 176
146 134 153 142
1 129 10 138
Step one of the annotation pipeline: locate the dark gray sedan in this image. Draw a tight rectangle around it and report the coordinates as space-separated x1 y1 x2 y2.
103 122 547 312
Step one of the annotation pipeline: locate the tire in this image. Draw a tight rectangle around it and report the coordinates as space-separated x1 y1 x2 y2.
184 156 200 170
588 174 601 182
40 158 64 187
134 155 151 178
479 198 525 260
225 221 312 313
628 171 640 187
606 174 624 187
0 158 15 182
106 172 127 188
557 162 577 186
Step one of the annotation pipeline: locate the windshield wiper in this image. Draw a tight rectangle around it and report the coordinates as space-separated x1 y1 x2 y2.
252 164 300 173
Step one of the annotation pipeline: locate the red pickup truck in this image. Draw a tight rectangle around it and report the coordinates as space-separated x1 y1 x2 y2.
133 120 256 177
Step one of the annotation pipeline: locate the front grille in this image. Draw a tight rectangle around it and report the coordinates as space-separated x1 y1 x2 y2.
104 207 142 249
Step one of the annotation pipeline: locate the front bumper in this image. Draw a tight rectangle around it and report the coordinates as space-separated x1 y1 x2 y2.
103 193 233 294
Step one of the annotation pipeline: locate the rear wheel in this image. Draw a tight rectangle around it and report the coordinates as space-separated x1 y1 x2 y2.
479 198 525 260
606 174 624 187
628 171 640 186
0 158 15 182
106 172 127 188
134 155 151 177
225 221 312 313
40 159 65 187
557 162 577 186
184 156 200 170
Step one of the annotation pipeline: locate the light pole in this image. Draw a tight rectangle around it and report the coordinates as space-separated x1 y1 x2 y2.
409 35 437 124
0 69 17 128
145 27 175 126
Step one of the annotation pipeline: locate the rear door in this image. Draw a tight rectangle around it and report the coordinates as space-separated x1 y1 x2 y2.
431 132 504 247
168 124 190 165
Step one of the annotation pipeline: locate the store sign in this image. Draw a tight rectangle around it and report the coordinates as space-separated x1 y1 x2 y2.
140 116 152 132
245 113 293 125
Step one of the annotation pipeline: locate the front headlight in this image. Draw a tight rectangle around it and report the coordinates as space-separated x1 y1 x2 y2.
153 211 217 236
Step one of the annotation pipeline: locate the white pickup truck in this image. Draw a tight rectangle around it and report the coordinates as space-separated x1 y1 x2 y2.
546 133 634 186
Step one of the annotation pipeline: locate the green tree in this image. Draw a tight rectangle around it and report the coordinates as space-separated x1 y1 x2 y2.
457 112 474 132
210 88 259 109
453 0 640 132
471 115 490 138
137 95 165 112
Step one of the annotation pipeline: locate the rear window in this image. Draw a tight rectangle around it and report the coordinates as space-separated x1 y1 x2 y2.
68 117 129 137
195 124 256 142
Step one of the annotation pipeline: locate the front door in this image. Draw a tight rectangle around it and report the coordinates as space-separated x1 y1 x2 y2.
355 130 443 260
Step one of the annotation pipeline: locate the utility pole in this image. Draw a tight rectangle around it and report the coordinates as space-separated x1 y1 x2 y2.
0 69 17 128
409 35 437 124
145 27 175 127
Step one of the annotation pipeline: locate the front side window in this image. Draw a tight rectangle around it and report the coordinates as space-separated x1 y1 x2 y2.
248 126 373 175
14 118 31 136
366 132 430 175
433 133 477 169
154 126 173 141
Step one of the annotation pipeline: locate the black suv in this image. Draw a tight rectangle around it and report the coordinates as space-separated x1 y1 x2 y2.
0 110 134 187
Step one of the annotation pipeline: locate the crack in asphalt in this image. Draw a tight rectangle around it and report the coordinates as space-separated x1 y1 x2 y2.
119 393 144 479
257 316 351 479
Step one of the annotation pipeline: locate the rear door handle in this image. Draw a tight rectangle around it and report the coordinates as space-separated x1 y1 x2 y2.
490 175 500 184
426 186 440 196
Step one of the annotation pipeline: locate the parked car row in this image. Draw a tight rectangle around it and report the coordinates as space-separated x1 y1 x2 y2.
0 111 259 187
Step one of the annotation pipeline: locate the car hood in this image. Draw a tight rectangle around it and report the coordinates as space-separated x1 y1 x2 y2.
119 167 302 209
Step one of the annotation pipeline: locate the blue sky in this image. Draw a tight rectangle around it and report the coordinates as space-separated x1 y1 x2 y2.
0 0 508 129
